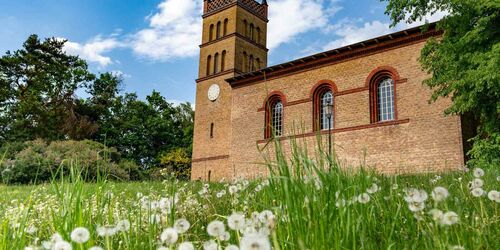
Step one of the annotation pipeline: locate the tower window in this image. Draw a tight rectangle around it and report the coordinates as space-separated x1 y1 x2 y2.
243 20 248 37
221 50 226 71
206 55 212 76
223 19 228 36
210 123 214 138
250 23 255 41
216 21 221 39
209 24 214 41
243 52 248 72
214 53 219 74
256 27 261 44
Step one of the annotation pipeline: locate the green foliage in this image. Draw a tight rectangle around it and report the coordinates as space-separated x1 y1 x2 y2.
382 0 500 167
159 147 192 180
0 139 139 184
0 34 195 173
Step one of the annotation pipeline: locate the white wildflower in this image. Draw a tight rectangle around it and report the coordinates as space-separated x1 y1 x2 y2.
160 228 178 245
367 183 379 194
174 219 191 234
469 178 484 189
473 168 484 178
428 209 444 222
450 246 465 250
228 212 246 231
357 193 371 204
404 188 428 203
116 219 131 232
408 202 425 212
53 241 72 250
441 211 459 226
149 214 161 224
219 231 231 241
88 247 104 250
203 240 219 250
226 245 239 250
240 233 271 250
487 190 499 202
178 242 195 250
97 226 117 237
258 210 275 228
229 185 238 194
70 227 90 243
207 220 225 237
25 225 37 234
431 187 449 202
471 187 484 197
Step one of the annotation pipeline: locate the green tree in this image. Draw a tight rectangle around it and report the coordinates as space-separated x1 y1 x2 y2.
383 0 500 167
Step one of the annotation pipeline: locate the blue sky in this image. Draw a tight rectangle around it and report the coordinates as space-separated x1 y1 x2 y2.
0 0 444 105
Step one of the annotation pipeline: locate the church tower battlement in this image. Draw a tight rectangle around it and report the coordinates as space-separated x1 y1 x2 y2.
192 0 269 180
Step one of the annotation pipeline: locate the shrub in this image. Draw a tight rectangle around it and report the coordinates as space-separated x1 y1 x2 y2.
0 139 140 184
158 147 192 180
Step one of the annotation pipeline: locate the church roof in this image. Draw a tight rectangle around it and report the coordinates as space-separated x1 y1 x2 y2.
226 22 441 88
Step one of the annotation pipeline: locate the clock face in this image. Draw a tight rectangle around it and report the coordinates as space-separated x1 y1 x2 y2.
207 84 220 102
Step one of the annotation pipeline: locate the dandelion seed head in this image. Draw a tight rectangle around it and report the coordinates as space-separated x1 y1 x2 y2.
174 218 191 234
450 245 465 250
240 233 271 250
469 178 484 189
226 244 239 250
203 240 219 250
88 247 104 250
70 227 90 244
441 211 459 226
219 231 231 241
432 186 449 202
228 212 246 231
473 168 484 178
471 187 484 197
53 241 72 250
207 220 225 237
160 228 178 245
487 190 499 202
178 242 195 250
96 226 117 237
357 193 371 204
367 183 379 194
408 202 425 212
116 220 131 232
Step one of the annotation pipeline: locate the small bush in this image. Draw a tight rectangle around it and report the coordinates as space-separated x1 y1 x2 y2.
158 147 192 180
0 139 140 184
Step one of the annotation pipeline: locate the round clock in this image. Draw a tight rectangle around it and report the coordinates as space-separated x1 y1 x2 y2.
207 84 220 102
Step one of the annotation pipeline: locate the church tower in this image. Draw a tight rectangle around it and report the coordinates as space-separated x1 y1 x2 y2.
191 0 269 180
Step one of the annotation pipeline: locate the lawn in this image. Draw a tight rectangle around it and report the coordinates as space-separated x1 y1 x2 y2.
0 158 498 250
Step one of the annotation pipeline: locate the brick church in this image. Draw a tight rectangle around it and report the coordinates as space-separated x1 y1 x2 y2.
191 0 468 180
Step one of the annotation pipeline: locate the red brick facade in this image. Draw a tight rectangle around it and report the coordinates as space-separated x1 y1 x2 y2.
191 0 465 181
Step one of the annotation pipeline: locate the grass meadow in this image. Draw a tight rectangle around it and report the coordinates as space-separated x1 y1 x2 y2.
0 142 498 250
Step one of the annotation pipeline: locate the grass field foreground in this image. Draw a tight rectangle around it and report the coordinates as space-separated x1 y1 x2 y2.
0 146 499 250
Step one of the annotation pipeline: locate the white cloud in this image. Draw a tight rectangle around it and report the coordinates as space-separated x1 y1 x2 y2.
62 36 122 67
321 10 448 52
268 0 337 49
130 0 202 61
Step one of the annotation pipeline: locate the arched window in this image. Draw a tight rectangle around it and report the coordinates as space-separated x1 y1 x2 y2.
250 23 255 41
243 52 248 72
312 81 337 131
206 55 212 76
265 94 285 138
221 50 226 71
214 53 219 74
223 19 228 36
209 24 214 41
376 78 395 121
368 67 399 123
249 55 254 71
256 58 261 70
243 20 248 37
216 21 221 39
256 27 261 44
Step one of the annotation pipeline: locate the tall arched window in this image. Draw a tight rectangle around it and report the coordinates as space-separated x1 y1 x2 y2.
243 52 248 72
206 55 212 76
216 21 221 39
209 24 214 41
367 67 399 123
223 19 228 36
243 20 248 37
265 94 285 138
256 58 261 70
221 50 226 71
214 53 219 74
256 27 261 44
249 55 254 71
249 23 255 41
376 78 395 121
312 81 337 131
